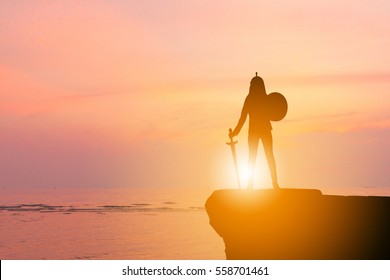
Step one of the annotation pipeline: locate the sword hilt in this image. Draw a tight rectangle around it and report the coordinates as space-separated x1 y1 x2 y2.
227 128 237 145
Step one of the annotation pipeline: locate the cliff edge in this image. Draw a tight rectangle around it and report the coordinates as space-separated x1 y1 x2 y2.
205 189 390 259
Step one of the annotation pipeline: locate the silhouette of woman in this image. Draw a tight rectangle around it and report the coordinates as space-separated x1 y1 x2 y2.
229 73 279 189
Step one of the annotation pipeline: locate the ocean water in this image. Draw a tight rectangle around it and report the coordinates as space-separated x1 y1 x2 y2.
1 186 389 260
0 186 225 260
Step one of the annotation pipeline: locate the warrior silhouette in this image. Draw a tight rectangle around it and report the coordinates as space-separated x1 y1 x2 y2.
229 73 279 189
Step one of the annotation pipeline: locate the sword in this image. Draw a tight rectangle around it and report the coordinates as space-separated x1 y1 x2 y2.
226 128 241 189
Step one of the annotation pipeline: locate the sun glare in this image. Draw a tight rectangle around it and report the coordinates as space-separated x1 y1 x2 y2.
238 156 268 189
239 165 250 188
223 154 269 189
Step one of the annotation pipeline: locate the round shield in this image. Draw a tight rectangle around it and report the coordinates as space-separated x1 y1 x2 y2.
266 92 288 121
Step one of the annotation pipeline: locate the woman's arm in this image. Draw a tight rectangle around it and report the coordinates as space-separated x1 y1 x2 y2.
230 96 249 137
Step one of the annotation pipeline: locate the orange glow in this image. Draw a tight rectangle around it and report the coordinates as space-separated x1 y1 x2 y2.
0 1 389 189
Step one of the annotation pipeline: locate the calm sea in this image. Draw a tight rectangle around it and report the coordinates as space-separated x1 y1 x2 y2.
1 186 389 260
0 186 225 260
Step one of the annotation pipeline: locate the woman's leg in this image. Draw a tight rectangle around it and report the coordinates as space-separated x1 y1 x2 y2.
248 135 259 189
261 130 279 189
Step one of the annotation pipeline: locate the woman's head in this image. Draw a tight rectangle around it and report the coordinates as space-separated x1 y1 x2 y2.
249 72 266 95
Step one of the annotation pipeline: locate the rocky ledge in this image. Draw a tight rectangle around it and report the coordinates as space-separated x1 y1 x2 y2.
205 189 390 259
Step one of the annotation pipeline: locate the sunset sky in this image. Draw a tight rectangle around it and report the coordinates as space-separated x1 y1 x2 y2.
1 0 389 190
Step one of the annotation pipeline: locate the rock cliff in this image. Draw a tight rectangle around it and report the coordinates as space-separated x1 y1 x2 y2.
205 189 390 259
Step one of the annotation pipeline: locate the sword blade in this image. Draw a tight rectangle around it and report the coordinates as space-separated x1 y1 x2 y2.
227 140 241 189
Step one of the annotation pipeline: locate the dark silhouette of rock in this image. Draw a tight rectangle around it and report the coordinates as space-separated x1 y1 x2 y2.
205 189 390 259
